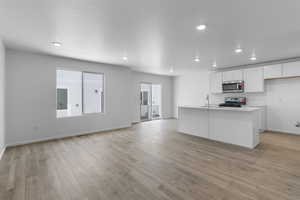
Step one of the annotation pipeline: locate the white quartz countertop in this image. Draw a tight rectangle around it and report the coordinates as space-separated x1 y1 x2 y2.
179 105 261 112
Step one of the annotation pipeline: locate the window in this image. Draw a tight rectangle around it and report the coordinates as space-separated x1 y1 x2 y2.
56 70 82 118
56 70 104 118
83 72 104 114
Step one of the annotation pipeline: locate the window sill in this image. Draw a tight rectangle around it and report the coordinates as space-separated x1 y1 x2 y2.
56 112 105 119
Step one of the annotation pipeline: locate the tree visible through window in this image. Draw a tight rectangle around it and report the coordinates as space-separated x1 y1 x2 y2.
57 88 68 110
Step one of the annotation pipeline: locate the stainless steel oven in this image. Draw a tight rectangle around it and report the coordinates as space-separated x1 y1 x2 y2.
222 80 244 93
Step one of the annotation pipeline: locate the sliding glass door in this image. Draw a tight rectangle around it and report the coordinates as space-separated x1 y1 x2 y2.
140 83 162 121
151 84 162 120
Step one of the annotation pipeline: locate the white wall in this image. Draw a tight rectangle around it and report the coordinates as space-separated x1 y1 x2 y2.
173 70 210 118
5 49 175 146
131 71 173 122
0 39 5 153
5 49 133 146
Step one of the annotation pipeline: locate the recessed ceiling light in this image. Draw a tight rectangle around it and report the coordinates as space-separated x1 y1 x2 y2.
212 62 217 67
122 56 128 61
196 24 207 31
250 55 257 61
235 48 243 53
51 42 62 47
194 57 200 62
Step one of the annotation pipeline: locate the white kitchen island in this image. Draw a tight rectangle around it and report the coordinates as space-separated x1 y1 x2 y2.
178 106 261 148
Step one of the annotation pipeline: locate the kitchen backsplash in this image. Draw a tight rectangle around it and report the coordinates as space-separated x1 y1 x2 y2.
210 92 266 106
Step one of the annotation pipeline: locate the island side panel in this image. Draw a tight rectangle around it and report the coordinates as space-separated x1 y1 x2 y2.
208 110 256 148
252 110 260 147
178 107 209 139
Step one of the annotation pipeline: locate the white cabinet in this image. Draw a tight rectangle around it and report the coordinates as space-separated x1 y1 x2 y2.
244 68 264 93
257 106 266 133
263 62 300 79
222 70 243 82
222 71 231 82
263 64 282 79
282 61 300 77
210 72 222 94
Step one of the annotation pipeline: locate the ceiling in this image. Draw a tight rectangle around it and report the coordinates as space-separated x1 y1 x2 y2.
1 0 300 75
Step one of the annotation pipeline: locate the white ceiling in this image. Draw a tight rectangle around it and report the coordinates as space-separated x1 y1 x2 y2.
1 0 300 75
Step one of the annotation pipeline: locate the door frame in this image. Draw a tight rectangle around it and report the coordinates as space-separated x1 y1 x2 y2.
139 82 162 122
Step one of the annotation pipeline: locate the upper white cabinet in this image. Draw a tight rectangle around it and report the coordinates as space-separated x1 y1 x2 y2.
210 72 222 94
244 68 264 93
263 64 282 79
282 61 300 77
209 61 300 94
222 70 243 82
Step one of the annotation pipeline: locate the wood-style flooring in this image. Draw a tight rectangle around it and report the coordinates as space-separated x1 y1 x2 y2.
1 119 300 200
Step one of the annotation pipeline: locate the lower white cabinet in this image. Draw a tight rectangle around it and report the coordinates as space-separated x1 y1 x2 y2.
282 61 300 77
244 67 264 93
257 106 266 133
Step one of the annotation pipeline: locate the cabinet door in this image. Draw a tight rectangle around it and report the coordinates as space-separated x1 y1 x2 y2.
282 61 300 77
222 71 232 82
222 70 243 82
263 64 282 79
210 72 222 93
244 67 264 93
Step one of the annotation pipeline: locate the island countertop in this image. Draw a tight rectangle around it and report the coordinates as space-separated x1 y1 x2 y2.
179 105 261 112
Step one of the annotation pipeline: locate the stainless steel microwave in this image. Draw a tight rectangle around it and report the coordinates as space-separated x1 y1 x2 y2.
222 80 244 93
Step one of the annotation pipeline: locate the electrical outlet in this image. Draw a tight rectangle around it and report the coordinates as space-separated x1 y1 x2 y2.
296 122 300 128
33 125 39 131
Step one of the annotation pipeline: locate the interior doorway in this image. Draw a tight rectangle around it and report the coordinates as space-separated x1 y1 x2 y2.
140 83 162 121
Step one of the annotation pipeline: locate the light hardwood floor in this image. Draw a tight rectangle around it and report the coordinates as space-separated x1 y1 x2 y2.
1 119 300 200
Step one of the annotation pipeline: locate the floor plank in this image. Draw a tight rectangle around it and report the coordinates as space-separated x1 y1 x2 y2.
1 119 300 200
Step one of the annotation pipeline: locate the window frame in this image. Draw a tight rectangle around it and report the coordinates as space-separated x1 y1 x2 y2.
56 69 105 118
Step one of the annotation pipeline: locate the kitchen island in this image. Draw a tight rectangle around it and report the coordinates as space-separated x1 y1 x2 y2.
177 106 261 148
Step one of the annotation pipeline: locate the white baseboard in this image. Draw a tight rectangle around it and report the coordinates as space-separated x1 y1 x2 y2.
6 118 176 147
0 146 6 160
164 116 177 120
134 117 176 123
265 129 300 135
7 125 131 147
